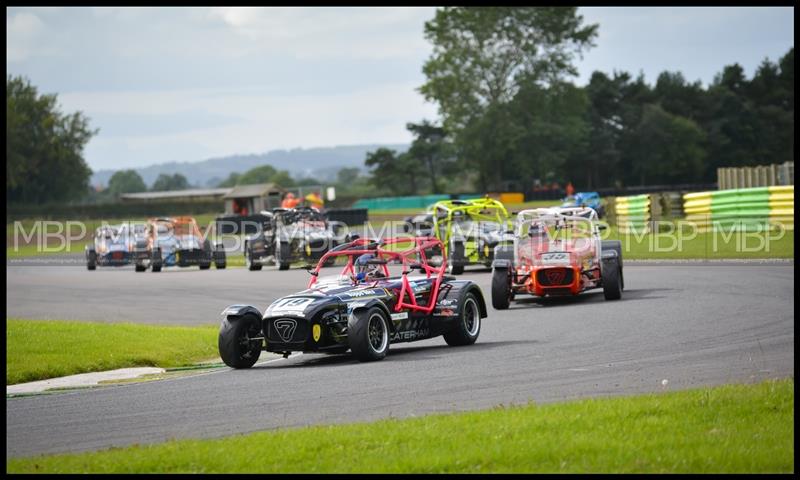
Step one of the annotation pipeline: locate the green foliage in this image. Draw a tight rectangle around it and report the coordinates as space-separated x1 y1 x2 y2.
151 173 190 191
216 165 296 188
7 75 97 204
7 379 793 472
405 120 456 193
392 8 793 193
107 170 147 197
365 148 423 195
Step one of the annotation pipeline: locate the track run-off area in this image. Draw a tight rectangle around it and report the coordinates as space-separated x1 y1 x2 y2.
5 260 794 457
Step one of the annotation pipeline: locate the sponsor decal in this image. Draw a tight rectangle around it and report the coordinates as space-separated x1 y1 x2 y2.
391 328 430 341
437 298 456 307
541 252 570 265
346 289 381 298
274 318 298 342
437 308 456 317
546 269 567 285
390 312 409 320
312 324 321 342
268 297 315 315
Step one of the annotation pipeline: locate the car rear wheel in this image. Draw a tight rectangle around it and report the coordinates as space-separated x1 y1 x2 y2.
151 248 162 272
449 242 465 275
277 240 291 271
86 249 97 271
444 292 481 346
214 243 227 269
349 307 390 362
491 268 511 310
602 257 622 300
245 244 262 271
218 314 262 369
601 240 624 290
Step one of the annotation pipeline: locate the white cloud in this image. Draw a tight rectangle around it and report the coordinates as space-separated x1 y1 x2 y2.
205 7 434 60
60 82 438 170
6 11 44 61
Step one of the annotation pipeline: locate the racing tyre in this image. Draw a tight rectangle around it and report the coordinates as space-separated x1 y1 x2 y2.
245 244 262 271
218 314 262 369
491 268 511 310
214 243 226 269
349 307 390 362
151 248 162 272
449 242 465 275
135 263 147 272
602 257 622 300
601 240 624 290
86 249 97 270
277 240 291 271
444 292 481 346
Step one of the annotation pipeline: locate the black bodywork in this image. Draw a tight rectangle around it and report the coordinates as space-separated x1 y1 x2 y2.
244 207 338 271
222 275 487 356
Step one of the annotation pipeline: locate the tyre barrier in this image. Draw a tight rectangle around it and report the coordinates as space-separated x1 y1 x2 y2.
683 185 794 232
615 194 651 234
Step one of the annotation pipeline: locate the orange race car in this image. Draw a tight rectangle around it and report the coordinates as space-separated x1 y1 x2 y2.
133 216 226 272
490 207 623 309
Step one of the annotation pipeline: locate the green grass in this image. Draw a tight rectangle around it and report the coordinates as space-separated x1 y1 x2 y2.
6 319 219 385
605 226 794 259
6 378 793 473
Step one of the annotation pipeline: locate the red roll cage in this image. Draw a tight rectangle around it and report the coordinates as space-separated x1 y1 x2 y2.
308 237 447 314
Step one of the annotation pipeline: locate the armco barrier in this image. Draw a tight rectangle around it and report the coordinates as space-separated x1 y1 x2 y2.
615 194 651 233
683 185 794 232
351 194 484 211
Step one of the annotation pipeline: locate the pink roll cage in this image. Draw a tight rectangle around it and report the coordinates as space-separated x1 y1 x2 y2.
307 237 447 315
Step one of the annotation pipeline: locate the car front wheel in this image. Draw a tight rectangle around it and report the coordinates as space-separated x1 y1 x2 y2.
349 307 390 362
218 314 262 369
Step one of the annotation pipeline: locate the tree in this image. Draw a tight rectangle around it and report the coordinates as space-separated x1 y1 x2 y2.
7 75 97 204
405 120 455 193
107 170 146 196
420 7 597 190
364 148 422 195
336 167 361 185
217 172 241 187
217 165 297 188
626 104 706 185
151 173 190 191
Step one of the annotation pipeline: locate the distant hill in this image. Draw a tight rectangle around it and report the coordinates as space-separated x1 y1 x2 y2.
90 143 409 188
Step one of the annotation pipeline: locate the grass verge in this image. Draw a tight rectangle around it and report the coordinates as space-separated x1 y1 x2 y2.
6 319 219 385
6 378 793 473
606 226 794 259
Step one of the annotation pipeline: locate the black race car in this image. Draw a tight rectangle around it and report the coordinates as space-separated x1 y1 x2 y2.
244 206 337 271
218 236 488 366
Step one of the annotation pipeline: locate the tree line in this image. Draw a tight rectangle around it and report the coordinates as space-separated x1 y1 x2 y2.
363 7 794 196
7 8 793 205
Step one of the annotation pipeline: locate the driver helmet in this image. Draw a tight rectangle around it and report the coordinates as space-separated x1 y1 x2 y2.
355 253 384 282
529 222 547 238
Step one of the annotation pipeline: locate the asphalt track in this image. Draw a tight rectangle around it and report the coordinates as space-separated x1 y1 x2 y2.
6 261 795 458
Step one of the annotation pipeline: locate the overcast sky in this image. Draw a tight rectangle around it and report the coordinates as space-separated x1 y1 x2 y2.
6 6 794 171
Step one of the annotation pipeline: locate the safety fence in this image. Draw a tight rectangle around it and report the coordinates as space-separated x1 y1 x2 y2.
614 194 651 233
683 186 794 232
352 194 483 211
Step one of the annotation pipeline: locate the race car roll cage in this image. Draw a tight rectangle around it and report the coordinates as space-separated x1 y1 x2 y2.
513 207 602 266
308 236 447 315
430 197 512 247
